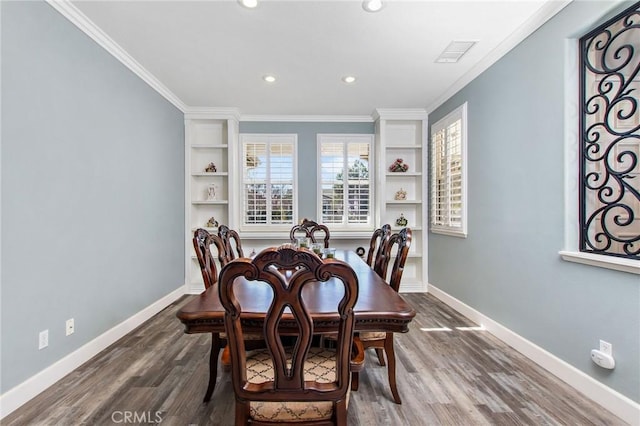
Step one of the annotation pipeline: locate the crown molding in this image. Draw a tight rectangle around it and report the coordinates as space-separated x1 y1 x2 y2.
184 107 242 121
239 114 374 123
46 0 187 112
425 0 573 114
373 108 428 121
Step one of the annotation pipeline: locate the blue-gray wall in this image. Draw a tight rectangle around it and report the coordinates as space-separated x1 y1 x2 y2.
1 1 184 393
428 1 639 403
239 122 374 220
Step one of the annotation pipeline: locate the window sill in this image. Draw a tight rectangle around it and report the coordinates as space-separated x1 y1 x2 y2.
559 251 640 275
430 228 467 238
239 230 373 240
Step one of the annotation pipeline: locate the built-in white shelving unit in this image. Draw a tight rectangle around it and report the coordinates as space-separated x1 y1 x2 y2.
185 110 239 293
374 108 428 292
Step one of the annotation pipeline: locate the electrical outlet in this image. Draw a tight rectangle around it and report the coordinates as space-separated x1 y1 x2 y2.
66 318 75 336
599 340 612 356
39 330 49 349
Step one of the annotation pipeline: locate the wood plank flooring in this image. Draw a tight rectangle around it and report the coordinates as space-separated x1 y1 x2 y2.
4 293 626 425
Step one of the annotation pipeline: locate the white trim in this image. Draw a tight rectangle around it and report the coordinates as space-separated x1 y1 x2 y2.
373 108 428 121
240 114 374 123
430 102 468 237
45 0 187 112
430 228 468 238
0 287 185 420
426 0 573 114
238 133 298 230
184 107 242 121
399 281 426 293
427 284 640 426
559 250 640 275
563 38 581 254
316 134 375 229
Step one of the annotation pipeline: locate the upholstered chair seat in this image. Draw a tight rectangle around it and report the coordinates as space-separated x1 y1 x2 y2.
245 347 348 423
358 331 387 341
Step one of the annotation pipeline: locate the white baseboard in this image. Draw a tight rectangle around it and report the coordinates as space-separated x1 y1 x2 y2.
427 284 640 426
0 286 186 420
399 280 427 293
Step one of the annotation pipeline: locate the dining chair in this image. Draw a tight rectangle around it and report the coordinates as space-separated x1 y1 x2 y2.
366 224 391 268
193 228 264 403
218 245 364 425
218 224 244 260
192 228 231 402
356 227 411 404
289 218 331 248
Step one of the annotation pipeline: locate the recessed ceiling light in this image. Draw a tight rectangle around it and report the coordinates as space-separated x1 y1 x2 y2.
263 75 276 83
362 0 383 12
238 0 258 9
342 76 357 84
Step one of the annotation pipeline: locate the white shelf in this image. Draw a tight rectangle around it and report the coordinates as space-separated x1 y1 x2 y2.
386 144 422 149
386 172 422 177
191 172 229 177
390 226 422 231
191 200 229 205
190 227 218 232
191 144 228 149
386 200 422 204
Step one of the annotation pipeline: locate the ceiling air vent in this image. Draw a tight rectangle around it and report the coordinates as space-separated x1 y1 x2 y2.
435 41 477 63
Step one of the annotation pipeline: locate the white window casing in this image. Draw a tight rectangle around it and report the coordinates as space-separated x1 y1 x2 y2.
430 102 468 237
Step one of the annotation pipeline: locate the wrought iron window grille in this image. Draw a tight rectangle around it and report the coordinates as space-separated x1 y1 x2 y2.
579 2 640 260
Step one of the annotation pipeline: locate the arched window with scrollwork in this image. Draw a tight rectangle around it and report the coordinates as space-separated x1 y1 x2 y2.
579 2 640 260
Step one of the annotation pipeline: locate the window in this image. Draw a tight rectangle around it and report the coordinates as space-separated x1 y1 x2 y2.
578 2 639 260
318 134 374 228
430 102 467 237
240 134 297 228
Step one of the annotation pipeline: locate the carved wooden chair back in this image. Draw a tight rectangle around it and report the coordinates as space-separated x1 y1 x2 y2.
378 227 412 292
289 218 331 248
218 245 359 425
367 224 392 269
192 228 227 289
355 227 411 405
217 224 244 262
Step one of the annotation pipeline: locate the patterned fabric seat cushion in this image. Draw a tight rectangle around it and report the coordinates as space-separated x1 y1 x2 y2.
219 331 264 340
245 347 347 423
358 331 387 341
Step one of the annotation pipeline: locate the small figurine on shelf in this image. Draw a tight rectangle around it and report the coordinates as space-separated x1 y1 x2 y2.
204 162 217 173
395 213 408 227
394 188 407 200
206 183 218 201
205 217 219 228
388 158 409 172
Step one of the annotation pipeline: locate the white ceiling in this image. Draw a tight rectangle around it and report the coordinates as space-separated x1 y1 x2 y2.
67 0 569 117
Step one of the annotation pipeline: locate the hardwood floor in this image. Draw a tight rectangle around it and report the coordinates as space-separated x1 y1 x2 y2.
4 293 626 425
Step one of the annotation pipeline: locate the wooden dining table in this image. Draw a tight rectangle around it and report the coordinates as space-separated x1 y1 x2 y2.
176 248 416 402
176 249 416 335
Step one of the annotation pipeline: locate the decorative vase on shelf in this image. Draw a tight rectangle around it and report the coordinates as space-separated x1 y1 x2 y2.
394 188 407 200
395 213 408 227
206 217 219 228
388 158 409 172
204 162 217 173
206 183 218 201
